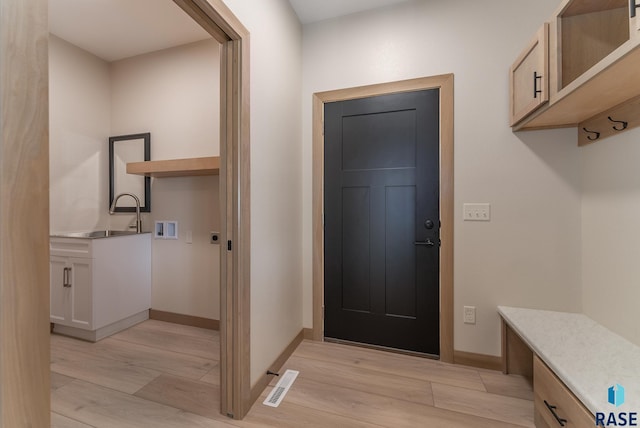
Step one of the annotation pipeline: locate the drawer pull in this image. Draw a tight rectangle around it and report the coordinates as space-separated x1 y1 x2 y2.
544 400 567 427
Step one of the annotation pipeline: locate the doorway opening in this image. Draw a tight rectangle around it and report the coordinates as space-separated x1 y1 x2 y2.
312 75 454 362
47 0 251 421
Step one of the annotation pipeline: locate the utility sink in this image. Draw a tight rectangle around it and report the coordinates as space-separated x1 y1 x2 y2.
51 230 145 239
50 231 151 341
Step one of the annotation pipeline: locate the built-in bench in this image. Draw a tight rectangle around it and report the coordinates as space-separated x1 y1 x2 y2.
498 306 640 427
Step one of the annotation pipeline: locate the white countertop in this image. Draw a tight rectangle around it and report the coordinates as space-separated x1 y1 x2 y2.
498 306 640 415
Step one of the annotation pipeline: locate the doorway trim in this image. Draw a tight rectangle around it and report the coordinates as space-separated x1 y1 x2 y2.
171 0 251 419
312 75 454 363
0 0 51 425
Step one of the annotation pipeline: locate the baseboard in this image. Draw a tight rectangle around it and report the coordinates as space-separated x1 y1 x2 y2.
453 350 502 371
149 309 220 331
303 328 314 340
53 310 149 342
248 329 305 408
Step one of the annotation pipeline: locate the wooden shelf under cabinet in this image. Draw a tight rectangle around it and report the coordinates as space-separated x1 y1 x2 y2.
126 156 220 177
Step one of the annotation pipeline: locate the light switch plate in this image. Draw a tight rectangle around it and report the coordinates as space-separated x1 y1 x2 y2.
463 203 491 221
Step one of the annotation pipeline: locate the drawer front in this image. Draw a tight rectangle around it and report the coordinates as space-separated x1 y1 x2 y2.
534 355 595 428
50 238 92 258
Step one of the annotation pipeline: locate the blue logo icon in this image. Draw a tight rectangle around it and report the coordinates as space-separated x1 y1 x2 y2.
609 384 625 407
597 385 636 426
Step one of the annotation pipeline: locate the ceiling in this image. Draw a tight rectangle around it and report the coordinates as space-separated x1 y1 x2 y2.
49 0 411 62
288 0 411 24
49 0 211 62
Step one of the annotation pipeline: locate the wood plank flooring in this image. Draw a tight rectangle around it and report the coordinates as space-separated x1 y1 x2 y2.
51 320 534 427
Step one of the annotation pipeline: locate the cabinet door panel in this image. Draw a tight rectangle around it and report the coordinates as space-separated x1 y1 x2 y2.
510 23 549 126
68 257 92 330
50 256 68 323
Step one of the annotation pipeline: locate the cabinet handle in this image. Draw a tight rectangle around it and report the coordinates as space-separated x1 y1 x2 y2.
544 400 567 426
631 0 638 18
63 267 72 288
533 71 543 99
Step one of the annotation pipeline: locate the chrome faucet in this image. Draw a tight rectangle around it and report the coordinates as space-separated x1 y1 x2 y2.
110 193 142 233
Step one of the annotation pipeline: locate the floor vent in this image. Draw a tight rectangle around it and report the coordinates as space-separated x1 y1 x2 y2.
263 369 299 408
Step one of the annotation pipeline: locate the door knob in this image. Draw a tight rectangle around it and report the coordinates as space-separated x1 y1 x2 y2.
424 220 434 230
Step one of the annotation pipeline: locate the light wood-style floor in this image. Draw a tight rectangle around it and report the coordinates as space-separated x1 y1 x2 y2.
51 320 534 427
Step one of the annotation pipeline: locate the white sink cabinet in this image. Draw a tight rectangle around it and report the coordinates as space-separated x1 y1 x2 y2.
50 233 151 341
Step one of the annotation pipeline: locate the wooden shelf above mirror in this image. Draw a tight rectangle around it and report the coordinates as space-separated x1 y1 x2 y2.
127 156 220 177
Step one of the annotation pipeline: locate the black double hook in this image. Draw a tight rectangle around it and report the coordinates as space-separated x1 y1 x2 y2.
583 117 628 141
583 128 600 141
608 116 628 131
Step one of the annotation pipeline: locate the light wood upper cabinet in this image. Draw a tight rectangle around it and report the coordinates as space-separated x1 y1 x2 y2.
509 24 549 126
556 0 630 92
511 0 640 144
632 0 640 41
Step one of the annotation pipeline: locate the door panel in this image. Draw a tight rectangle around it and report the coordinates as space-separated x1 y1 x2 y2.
385 185 416 318
324 89 440 355
342 110 416 170
69 257 92 329
341 187 370 312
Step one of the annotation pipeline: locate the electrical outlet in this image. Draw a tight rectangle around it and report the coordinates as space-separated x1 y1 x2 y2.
464 306 476 324
463 203 491 221
210 232 220 245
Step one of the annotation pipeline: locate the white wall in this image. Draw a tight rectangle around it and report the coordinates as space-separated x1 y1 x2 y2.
110 40 220 160
221 0 304 385
110 39 221 320
581 128 640 347
149 176 220 320
300 0 583 357
49 35 112 233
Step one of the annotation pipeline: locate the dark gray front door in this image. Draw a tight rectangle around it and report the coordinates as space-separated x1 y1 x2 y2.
324 89 440 355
